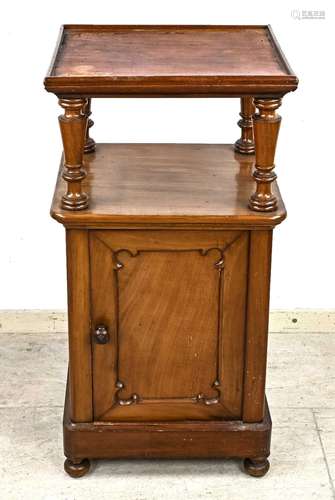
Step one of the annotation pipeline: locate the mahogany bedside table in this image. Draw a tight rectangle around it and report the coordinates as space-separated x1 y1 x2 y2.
44 25 298 478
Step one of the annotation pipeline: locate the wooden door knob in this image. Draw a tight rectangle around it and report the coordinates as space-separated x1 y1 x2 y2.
94 325 109 344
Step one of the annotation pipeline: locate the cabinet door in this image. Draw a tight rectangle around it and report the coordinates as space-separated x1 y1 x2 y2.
90 230 248 421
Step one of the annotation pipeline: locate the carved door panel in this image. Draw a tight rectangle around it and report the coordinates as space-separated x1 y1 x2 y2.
90 230 248 421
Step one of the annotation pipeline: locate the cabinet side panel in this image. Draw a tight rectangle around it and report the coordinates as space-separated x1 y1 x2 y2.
243 230 273 423
66 229 93 422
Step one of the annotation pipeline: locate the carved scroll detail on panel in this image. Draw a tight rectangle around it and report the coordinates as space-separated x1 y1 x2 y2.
200 248 225 271
196 379 221 406
112 249 139 271
113 247 225 272
115 380 139 406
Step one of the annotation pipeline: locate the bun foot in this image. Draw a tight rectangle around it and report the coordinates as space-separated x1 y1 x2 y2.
243 457 270 477
64 458 90 478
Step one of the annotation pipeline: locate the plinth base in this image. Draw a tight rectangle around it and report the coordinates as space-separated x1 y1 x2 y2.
63 381 271 477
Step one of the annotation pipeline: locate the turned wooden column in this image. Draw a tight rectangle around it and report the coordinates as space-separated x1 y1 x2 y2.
249 98 282 212
58 98 89 210
83 98 96 154
235 97 255 154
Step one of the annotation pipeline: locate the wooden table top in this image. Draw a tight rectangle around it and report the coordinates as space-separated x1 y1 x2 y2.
44 25 298 97
51 143 286 228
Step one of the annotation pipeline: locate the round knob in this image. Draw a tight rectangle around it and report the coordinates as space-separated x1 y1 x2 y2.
94 325 109 344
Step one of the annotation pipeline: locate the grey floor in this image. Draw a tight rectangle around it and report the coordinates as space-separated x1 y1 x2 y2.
0 332 334 500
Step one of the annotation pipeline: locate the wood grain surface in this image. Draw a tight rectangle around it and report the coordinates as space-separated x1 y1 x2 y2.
63 381 271 463
44 25 298 96
51 143 286 227
90 230 247 421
